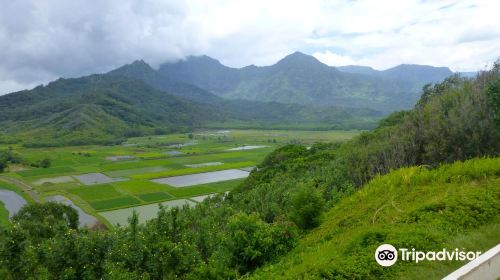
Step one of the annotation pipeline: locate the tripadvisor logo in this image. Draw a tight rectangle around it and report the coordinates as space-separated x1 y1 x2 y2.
375 244 398 266
374 244 482 267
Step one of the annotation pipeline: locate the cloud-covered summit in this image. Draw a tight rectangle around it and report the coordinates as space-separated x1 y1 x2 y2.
1 0 499 94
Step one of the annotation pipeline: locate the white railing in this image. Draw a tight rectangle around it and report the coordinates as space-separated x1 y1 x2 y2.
442 244 500 280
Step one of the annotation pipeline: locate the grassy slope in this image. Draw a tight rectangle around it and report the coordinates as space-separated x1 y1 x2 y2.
249 158 500 279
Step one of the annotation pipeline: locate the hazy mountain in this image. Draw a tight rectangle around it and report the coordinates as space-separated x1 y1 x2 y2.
0 62 383 145
457 71 478 78
337 64 453 83
109 60 383 128
380 64 453 88
159 52 456 112
338 63 454 92
335 65 378 75
108 59 222 104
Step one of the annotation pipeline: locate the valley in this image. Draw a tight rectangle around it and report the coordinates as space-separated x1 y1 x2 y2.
0 129 359 228
0 1 498 278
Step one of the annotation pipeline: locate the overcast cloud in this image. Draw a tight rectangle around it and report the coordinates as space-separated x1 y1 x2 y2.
1 0 499 94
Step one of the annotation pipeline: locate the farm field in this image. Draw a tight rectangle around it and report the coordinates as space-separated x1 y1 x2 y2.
0 129 360 227
99 199 197 225
0 180 34 227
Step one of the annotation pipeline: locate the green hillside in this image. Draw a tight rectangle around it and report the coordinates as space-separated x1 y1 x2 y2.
249 158 500 279
0 75 222 146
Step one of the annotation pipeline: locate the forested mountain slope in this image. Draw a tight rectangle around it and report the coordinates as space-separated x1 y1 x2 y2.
158 52 455 112
338 63 454 93
0 64 382 146
0 75 221 146
109 59 383 129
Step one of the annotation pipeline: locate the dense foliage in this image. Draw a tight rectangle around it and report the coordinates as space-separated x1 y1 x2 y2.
249 158 500 279
0 149 23 173
0 62 498 279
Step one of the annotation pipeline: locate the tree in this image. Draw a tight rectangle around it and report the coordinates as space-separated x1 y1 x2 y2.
224 213 297 273
290 183 325 230
39 158 51 168
486 79 500 130
0 159 6 173
12 202 79 239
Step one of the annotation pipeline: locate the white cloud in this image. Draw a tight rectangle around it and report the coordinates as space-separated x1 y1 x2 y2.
312 51 356 66
0 0 499 94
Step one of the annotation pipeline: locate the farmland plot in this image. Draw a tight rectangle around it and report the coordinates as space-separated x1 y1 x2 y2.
46 195 98 227
0 190 27 218
151 169 250 187
99 199 196 225
73 173 128 185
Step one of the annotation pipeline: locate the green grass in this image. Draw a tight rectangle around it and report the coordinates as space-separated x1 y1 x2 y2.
68 184 123 201
250 158 500 279
395 217 500 279
189 178 245 192
163 185 216 198
113 180 171 195
0 201 9 227
16 166 75 178
104 166 168 178
90 196 142 211
136 192 174 202
98 199 197 225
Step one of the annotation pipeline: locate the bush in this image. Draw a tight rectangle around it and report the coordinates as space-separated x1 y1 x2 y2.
39 158 51 168
225 213 298 273
290 184 326 230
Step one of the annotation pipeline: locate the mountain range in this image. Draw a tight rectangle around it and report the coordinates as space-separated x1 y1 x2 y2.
158 51 458 112
0 51 463 145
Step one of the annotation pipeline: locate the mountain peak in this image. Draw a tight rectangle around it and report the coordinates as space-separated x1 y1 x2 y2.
110 59 154 74
387 64 452 72
382 64 453 84
275 51 323 67
130 59 149 67
184 55 223 66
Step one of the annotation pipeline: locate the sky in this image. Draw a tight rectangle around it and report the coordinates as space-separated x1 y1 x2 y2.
1 0 499 95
